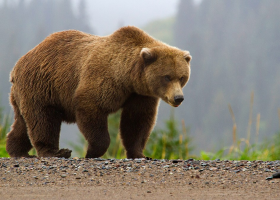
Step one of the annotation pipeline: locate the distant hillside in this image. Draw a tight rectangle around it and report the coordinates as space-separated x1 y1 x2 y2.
142 17 175 45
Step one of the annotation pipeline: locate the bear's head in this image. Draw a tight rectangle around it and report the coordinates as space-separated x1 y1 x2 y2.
138 46 191 107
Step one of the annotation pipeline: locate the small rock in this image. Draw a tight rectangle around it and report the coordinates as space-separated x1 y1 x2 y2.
61 174 67 178
272 172 280 178
267 162 273 165
201 162 208 166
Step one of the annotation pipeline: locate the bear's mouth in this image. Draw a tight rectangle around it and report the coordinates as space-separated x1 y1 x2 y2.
171 102 182 107
163 98 182 107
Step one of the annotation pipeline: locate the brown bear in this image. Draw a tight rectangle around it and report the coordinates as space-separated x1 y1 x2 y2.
6 26 191 159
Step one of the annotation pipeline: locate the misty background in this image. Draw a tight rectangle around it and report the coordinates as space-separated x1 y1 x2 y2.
0 0 279 155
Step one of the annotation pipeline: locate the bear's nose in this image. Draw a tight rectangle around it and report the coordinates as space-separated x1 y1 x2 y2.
174 95 184 104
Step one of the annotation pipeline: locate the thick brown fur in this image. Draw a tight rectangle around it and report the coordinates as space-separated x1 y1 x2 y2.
6 26 191 158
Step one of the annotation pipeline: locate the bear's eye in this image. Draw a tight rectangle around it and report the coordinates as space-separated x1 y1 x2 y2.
180 77 184 82
164 75 171 82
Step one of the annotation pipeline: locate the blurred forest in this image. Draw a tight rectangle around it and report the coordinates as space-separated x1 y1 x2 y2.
0 0 92 108
172 0 280 150
0 0 280 152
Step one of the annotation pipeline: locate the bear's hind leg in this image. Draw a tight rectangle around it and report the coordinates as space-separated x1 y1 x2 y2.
6 99 33 157
24 106 71 158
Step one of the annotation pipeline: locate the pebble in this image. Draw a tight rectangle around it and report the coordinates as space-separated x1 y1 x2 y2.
200 162 208 166
272 172 280 178
61 174 67 178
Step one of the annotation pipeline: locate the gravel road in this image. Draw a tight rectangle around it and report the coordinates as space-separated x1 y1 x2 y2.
0 157 279 199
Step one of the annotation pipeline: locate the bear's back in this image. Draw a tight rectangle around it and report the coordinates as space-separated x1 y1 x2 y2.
10 30 99 115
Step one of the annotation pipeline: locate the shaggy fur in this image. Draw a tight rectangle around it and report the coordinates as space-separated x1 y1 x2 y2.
6 26 191 158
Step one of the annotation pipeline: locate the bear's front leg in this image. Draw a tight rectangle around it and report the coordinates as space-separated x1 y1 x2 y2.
76 108 110 158
120 94 159 159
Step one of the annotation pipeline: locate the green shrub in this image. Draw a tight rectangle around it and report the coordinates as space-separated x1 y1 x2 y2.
144 109 193 160
0 109 11 157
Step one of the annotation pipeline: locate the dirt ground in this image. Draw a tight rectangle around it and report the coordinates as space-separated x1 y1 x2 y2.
0 157 279 200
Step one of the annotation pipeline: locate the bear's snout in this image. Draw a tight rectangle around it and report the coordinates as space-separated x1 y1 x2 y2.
174 95 184 105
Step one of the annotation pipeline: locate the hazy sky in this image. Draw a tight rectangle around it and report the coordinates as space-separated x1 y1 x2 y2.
72 0 180 35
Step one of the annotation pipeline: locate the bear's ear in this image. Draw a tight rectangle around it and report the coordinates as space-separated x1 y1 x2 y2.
183 51 192 63
140 48 157 65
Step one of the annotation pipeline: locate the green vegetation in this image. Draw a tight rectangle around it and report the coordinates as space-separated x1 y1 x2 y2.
0 108 10 157
144 109 193 160
200 131 280 161
200 93 280 161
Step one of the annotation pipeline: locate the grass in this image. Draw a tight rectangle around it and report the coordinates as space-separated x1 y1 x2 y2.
200 92 280 161
144 109 193 160
0 108 11 157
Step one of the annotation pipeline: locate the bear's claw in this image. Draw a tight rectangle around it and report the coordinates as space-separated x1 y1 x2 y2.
54 148 72 158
